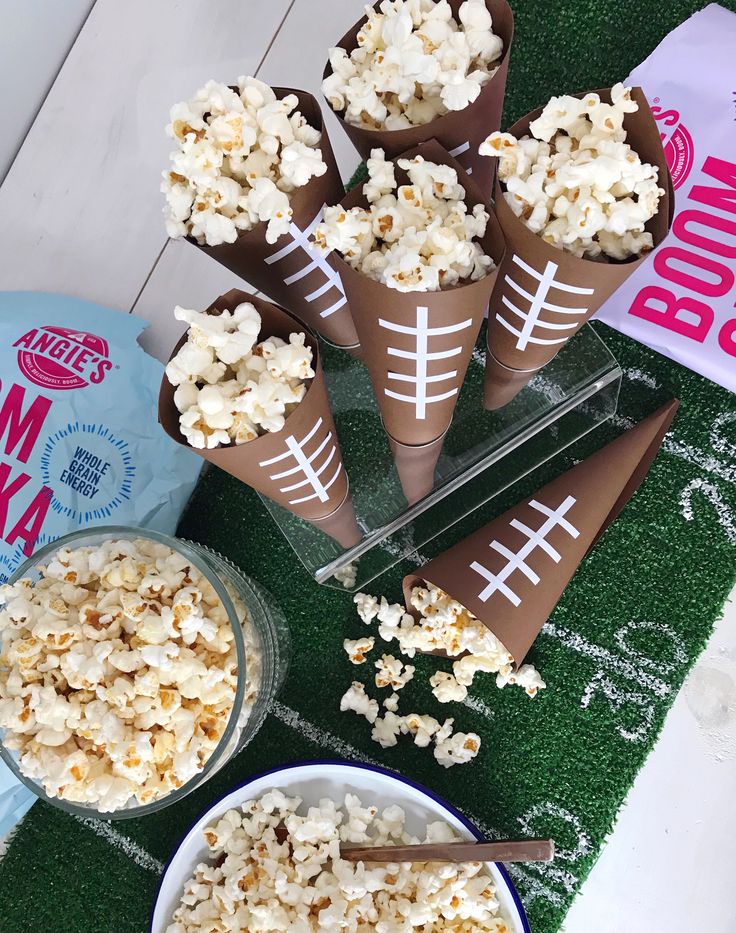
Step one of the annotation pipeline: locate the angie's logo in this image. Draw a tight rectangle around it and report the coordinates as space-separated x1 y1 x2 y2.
13 326 113 391
651 100 695 190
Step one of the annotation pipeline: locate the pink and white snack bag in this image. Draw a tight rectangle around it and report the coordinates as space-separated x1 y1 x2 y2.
597 4 736 393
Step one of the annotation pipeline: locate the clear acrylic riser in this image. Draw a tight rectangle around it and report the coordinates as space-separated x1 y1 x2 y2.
259 323 621 591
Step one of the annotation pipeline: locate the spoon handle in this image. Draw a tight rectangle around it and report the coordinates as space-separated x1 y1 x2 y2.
341 838 555 863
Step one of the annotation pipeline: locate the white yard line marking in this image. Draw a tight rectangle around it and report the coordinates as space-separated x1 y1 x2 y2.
73 816 164 874
271 701 383 767
462 694 496 721
622 367 659 389
541 622 671 698
680 478 736 543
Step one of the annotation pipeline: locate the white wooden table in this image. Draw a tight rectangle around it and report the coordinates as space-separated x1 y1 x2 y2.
1 3 735 930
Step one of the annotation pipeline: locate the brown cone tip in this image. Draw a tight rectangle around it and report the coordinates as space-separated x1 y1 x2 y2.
189 88 360 351
158 289 359 546
309 490 363 549
482 346 540 410
486 86 674 377
387 431 447 506
323 0 514 193
403 400 679 665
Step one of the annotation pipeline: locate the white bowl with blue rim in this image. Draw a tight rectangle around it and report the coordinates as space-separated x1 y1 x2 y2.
150 760 530 932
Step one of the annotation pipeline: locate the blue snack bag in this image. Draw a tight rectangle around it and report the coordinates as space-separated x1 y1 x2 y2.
0 292 201 578
0 292 202 825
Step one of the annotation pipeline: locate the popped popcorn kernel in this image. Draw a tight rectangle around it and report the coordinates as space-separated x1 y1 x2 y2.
479 84 664 260
167 302 314 450
163 77 327 247
323 0 504 129
313 149 494 292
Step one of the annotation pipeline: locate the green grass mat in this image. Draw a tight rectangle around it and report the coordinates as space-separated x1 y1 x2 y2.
2 2 736 931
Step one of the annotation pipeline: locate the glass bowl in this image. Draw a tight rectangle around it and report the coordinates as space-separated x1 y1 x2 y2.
0 526 290 819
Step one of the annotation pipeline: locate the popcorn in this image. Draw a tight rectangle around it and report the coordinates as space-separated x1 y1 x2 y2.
167 301 314 450
342 637 375 664
430 669 468 703
162 77 327 246
314 149 494 291
354 592 380 624
323 0 503 129
339 681 379 723
434 730 481 768
479 84 664 260
374 654 415 690
371 711 403 748
167 792 511 931
0 538 261 811
332 561 357 589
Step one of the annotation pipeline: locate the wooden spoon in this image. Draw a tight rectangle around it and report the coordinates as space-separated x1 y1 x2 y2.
341 838 554 864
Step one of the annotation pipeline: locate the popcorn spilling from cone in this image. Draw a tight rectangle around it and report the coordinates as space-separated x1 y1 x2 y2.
323 0 504 129
165 301 315 449
162 77 327 246
338 584 542 768
479 83 665 260
312 148 494 291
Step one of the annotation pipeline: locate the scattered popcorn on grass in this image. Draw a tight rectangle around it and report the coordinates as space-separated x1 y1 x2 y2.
323 0 504 129
341 584 544 766
374 654 415 690
0 539 260 811
166 302 314 449
166 790 512 931
313 149 494 292
340 681 379 723
342 637 375 665
163 76 327 246
479 83 664 260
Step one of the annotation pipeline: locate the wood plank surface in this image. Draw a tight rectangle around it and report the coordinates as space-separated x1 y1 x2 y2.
0 0 292 311
132 0 366 362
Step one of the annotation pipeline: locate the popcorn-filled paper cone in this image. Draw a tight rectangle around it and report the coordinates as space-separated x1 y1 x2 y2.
159 289 361 548
323 0 514 195
403 400 679 664
329 139 505 503
484 87 674 409
190 90 360 351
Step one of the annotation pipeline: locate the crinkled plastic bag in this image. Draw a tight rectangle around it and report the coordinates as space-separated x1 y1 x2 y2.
0 291 202 830
597 4 736 392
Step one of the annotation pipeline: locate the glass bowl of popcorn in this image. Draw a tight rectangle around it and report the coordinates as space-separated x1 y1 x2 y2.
151 761 530 932
0 527 290 818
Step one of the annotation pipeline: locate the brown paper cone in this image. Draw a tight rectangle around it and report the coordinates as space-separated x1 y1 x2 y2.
330 139 505 456
484 86 674 408
387 429 448 506
323 0 514 194
158 289 361 547
403 399 679 664
483 348 541 411
189 89 360 351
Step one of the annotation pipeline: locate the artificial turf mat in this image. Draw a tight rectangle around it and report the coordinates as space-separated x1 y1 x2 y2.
2 2 736 931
